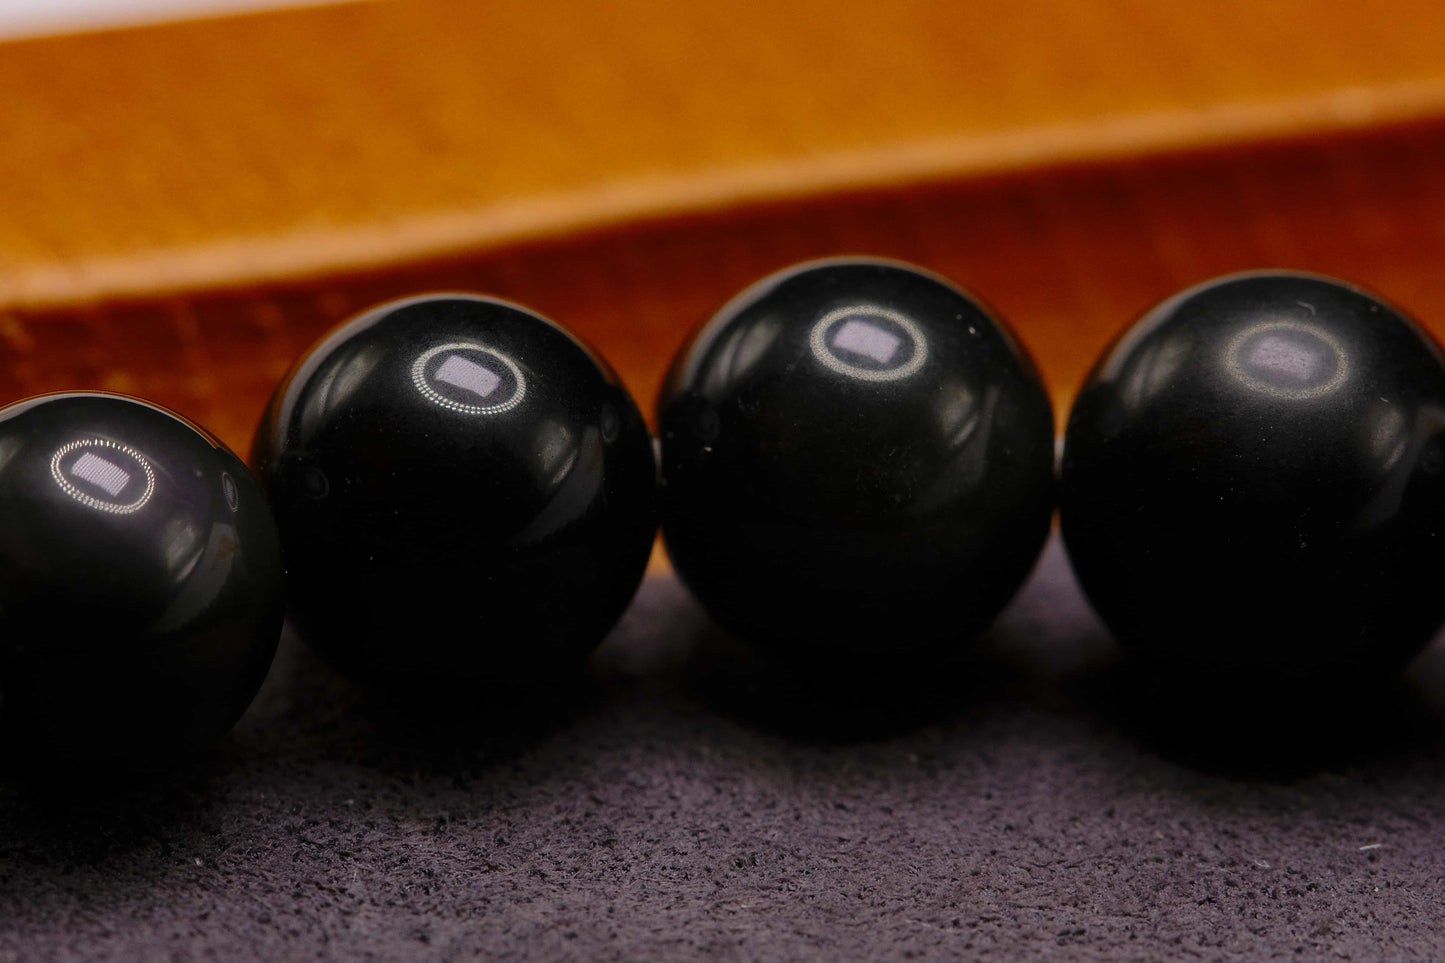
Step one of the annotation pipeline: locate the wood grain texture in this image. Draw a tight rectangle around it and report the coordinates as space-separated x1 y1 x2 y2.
4 119 1445 454
4 0 1445 306
2 1 1445 453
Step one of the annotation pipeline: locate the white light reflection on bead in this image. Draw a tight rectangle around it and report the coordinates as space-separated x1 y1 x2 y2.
1224 320 1349 400
222 472 240 512
50 438 156 514
809 305 928 382
833 319 901 363
71 452 130 496
410 342 526 415
435 355 501 397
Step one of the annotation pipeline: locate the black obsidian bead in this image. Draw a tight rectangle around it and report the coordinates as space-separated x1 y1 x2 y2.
0 393 284 771
658 258 1056 667
251 294 657 690
1061 271 1445 681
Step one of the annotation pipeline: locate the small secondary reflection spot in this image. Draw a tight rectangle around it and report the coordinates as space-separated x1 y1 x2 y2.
302 467 329 499
600 404 620 444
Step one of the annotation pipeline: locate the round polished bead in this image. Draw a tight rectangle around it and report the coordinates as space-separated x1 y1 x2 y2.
0 393 284 771
252 294 657 690
1061 271 1445 680
658 258 1056 667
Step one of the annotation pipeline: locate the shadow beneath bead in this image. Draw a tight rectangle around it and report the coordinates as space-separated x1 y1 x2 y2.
227 624 608 782
0 753 217 864
653 537 1114 744
672 614 1023 744
341 673 603 781
1065 655 1445 781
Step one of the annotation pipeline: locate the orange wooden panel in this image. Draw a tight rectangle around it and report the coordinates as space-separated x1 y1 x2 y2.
4 0 1445 309
3 119 1444 455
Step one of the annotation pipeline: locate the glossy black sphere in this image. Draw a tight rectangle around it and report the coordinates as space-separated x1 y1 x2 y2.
1061 271 1445 680
252 294 657 690
659 258 1056 666
0 393 284 771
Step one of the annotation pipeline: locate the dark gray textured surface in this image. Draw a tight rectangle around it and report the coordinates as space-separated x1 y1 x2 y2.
5 537 1445 961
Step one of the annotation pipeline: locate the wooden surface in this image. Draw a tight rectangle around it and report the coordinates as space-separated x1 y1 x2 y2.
3 1 1445 449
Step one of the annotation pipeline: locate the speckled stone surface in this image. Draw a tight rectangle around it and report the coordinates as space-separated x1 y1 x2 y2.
4 537 1445 961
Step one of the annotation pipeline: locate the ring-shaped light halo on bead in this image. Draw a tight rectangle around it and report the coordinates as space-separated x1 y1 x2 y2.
410 342 528 415
808 305 929 383
222 471 240 512
1223 319 1351 401
49 438 157 514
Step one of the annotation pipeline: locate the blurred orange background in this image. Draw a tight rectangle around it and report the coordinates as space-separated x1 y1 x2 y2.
4 0 1445 448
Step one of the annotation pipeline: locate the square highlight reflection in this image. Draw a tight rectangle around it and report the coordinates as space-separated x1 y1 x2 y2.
832 319 902 364
435 355 501 398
